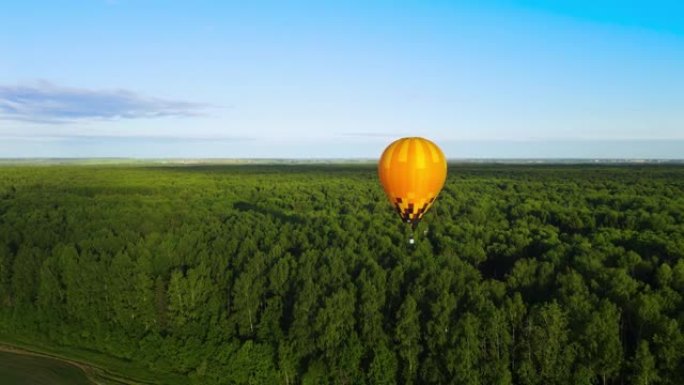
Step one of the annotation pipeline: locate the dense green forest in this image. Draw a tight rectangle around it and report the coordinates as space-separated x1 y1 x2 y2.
0 164 683 385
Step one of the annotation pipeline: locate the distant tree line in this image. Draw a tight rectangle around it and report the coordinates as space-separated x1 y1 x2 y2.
0 164 683 384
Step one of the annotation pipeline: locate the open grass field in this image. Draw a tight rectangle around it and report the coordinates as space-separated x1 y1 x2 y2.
0 350 93 385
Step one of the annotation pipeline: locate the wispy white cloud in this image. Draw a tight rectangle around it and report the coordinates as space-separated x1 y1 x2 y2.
0 81 210 123
0 134 254 143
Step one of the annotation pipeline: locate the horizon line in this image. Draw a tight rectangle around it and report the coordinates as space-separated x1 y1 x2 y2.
1 157 682 163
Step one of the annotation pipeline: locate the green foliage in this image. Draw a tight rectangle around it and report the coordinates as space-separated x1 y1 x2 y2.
0 164 683 384
396 294 422 385
631 341 658 385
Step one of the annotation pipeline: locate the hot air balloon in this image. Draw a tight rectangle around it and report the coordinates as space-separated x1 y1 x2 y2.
378 137 447 244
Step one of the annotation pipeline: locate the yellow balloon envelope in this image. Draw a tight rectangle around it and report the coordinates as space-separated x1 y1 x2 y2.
378 137 447 229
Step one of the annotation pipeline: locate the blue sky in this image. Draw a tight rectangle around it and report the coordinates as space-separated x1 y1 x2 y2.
1 0 683 158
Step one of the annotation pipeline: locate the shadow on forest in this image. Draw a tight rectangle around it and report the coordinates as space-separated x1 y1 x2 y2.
233 201 304 224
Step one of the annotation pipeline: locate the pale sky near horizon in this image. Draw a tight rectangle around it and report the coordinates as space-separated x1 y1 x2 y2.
1 1 683 158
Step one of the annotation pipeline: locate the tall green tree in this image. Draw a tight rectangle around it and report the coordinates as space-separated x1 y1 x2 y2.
395 295 421 385
631 341 658 385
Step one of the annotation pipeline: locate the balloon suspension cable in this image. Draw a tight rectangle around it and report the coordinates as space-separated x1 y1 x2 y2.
408 220 418 245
